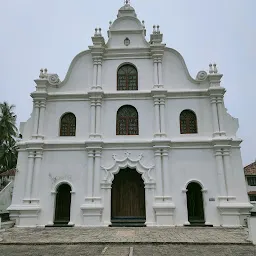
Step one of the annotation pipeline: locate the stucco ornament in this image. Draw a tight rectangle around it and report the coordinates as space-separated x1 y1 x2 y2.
196 71 208 81
48 74 61 86
101 151 155 184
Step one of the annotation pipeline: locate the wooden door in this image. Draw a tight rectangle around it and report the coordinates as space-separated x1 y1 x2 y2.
111 168 145 219
186 182 205 224
54 184 71 224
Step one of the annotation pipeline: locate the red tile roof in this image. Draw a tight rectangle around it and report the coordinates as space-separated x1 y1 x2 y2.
248 191 256 195
0 169 16 177
244 162 256 176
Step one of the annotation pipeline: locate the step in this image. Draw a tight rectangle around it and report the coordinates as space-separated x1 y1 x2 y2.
1 220 15 230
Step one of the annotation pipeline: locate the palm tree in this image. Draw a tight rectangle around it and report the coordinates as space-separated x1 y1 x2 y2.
0 102 17 143
0 102 18 173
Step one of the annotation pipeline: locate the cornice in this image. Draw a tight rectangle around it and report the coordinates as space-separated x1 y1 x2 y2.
45 89 211 101
17 137 242 151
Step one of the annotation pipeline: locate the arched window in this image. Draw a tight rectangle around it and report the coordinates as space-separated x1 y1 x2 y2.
60 113 76 136
117 64 138 90
116 105 139 135
180 110 197 134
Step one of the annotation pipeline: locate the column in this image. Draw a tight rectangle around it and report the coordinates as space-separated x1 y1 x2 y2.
90 100 96 136
223 148 232 197
158 59 163 86
24 151 35 200
162 149 171 200
86 150 94 201
182 189 190 225
101 182 111 226
159 98 166 135
31 151 43 200
215 148 227 197
97 60 102 89
216 96 226 135
153 59 158 86
154 149 163 198
32 101 40 137
38 101 46 137
93 150 102 200
210 97 219 135
145 183 155 226
93 60 98 88
95 99 102 136
154 99 160 135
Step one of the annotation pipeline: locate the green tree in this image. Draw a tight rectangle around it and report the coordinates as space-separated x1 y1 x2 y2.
0 102 18 173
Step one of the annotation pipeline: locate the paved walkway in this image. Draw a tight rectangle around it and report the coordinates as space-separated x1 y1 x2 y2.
0 244 255 256
0 227 252 244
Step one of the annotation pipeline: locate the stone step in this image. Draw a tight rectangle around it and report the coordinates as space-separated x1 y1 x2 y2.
100 246 133 256
1 220 15 230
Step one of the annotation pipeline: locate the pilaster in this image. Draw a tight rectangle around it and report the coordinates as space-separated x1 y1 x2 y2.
208 64 226 137
153 144 175 226
24 151 35 202
150 25 165 88
32 101 40 139
88 91 104 140
214 147 227 197
37 101 46 139
31 150 43 204
151 90 167 138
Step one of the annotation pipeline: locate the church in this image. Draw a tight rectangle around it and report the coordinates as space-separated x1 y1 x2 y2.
8 1 252 227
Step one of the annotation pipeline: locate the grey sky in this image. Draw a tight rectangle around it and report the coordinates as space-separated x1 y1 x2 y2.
0 0 255 165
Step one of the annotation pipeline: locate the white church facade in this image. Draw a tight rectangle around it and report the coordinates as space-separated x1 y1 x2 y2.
8 2 252 227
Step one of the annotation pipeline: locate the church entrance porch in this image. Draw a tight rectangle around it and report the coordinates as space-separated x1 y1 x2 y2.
111 168 146 227
186 182 205 226
54 184 72 225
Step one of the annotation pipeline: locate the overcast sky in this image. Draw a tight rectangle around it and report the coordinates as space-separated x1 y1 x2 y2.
0 0 255 165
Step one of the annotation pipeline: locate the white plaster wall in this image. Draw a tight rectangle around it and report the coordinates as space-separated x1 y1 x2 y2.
102 58 153 91
0 181 13 213
43 100 90 139
38 150 87 225
163 50 206 90
107 33 148 49
102 98 154 139
170 148 220 225
47 52 93 93
166 98 213 137
230 148 250 202
11 152 28 205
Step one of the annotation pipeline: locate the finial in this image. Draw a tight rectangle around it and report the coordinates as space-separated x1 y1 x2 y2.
109 21 112 28
213 63 218 74
39 68 44 79
153 25 156 33
157 25 160 34
99 28 102 36
142 20 145 28
44 68 48 75
94 28 98 36
124 0 130 5
209 64 213 74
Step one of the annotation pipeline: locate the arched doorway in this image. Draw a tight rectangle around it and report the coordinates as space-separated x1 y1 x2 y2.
111 168 146 226
54 184 71 225
186 182 205 225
